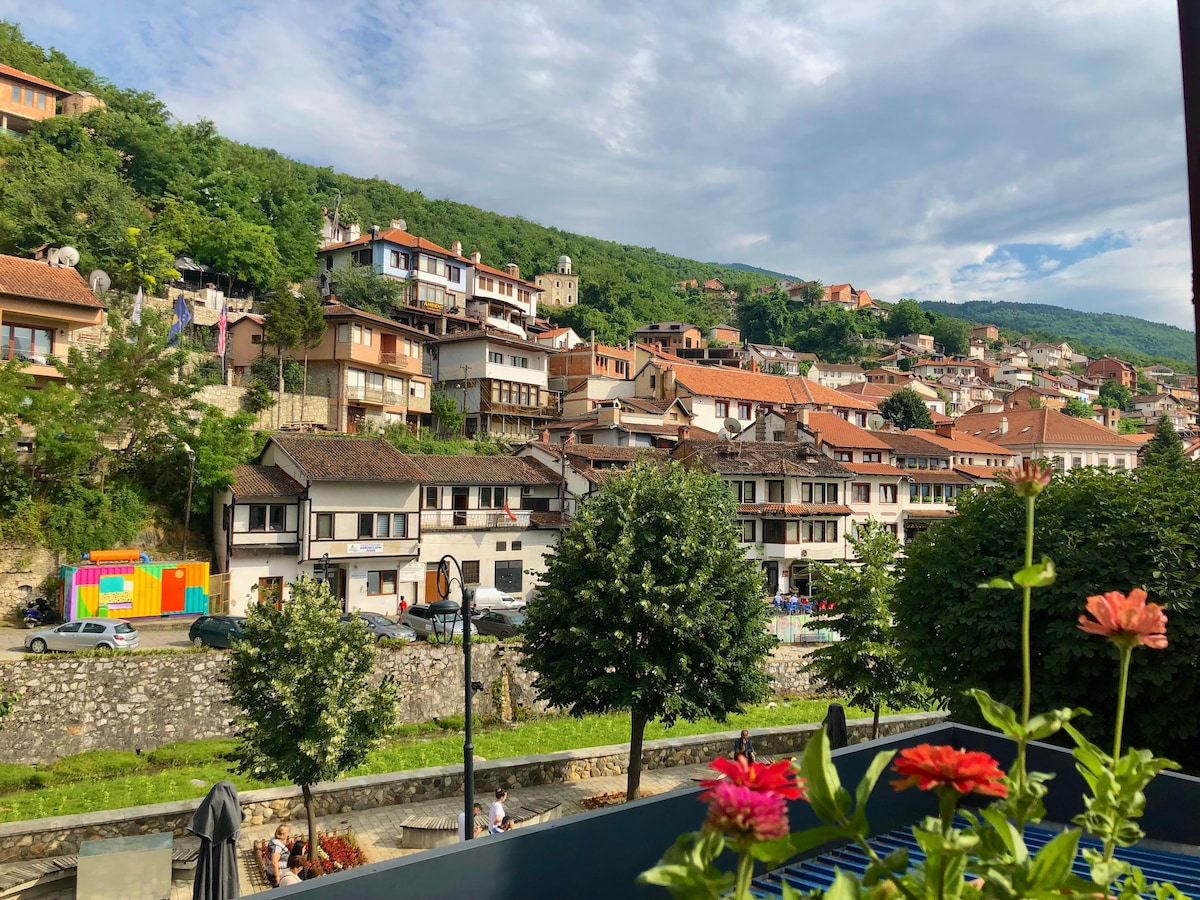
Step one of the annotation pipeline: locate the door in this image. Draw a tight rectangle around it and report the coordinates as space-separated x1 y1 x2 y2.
764 562 779 595
347 407 366 434
49 621 82 651
81 621 108 648
452 487 469 527
258 577 284 610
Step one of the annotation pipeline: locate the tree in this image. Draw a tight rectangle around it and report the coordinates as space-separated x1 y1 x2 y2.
430 389 465 438
295 283 327 413
193 209 282 292
260 282 303 428
1062 397 1095 418
522 458 775 801
801 280 825 305
1136 373 1158 396
930 316 971 356
1098 380 1133 410
804 520 926 738
331 264 407 316
884 299 931 340
1118 416 1146 435
879 388 934 430
225 575 399 860
1141 417 1187 469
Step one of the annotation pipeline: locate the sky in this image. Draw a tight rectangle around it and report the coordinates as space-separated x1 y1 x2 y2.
4 1 1195 329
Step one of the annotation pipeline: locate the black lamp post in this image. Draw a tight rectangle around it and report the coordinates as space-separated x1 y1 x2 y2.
428 555 482 839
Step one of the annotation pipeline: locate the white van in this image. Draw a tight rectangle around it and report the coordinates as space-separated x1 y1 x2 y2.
470 587 520 612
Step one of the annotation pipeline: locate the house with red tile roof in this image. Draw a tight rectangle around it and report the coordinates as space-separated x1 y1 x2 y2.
1086 356 1137 390
0 63 79 137
954 406 1139 470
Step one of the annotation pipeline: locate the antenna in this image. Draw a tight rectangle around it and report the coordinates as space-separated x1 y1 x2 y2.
56 246 80 268
87 269 111 293
866 414 885 431
723 417 742 436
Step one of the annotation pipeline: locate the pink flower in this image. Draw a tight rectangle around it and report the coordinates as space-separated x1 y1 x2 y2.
701 757 807 800
890 744 1008 797
999 460 1052 497
1078 589 1168 650
702 781 790 842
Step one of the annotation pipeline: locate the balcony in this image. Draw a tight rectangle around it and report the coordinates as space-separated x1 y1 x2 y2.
479 399 559 418
420 509 532 531
345 386 404 406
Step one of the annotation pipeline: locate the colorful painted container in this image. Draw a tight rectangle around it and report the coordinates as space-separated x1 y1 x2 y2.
61 561 210 620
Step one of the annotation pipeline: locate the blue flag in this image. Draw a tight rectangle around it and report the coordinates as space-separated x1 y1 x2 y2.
167 293 192 346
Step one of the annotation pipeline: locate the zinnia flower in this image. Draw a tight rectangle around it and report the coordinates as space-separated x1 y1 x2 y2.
999 460 1052 497
700 756 807 800
1078 588 1168 650
890 744 1008 797
702 781 790 842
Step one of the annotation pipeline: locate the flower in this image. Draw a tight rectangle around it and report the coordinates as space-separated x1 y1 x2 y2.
999 460 1053 497
702 780 790 842
890 744 1008 797
700 756 807 800
1078 588 1168 650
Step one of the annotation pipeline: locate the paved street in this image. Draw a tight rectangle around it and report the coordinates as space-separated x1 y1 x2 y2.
0 621 195 661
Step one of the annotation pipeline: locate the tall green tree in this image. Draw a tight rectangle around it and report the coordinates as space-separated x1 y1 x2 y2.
804 520 925 738
260 282 303 427
884 299 932 340
522 458 775 801
879 388 934 430
295 283 328 414
930 315 971 356
1062 397 1095 418
1098 380 1133 410
1141 417 1187 469
331 264 407 316
226 575 399 860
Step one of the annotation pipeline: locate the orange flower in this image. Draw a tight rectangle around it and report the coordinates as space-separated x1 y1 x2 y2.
890 744 1008 797
999 460 1052 497
1078 588 1168 650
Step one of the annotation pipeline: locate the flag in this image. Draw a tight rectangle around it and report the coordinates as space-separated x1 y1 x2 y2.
131 287 143 326
503 500 517 522
167 293 192 346
216 302 228 357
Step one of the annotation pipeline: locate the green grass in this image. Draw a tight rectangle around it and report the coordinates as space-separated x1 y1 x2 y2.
0 700 927 824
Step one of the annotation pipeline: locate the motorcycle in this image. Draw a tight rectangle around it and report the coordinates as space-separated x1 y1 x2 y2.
22 598 56 629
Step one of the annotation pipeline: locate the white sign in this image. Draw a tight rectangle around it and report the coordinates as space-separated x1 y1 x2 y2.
348 543 384 554
397 559 424 581
349 571 368 581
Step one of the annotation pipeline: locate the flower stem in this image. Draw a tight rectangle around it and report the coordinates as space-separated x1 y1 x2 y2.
734 850 754 900
1022 495 1034 727
938 789 958 838
1113 644 1132 765
850 832 922 900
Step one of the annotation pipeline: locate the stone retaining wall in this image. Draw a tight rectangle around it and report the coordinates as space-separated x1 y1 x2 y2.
0 643 823 764
0 712 947 862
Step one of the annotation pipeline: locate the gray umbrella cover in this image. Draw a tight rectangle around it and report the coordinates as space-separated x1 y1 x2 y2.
190 780 242 900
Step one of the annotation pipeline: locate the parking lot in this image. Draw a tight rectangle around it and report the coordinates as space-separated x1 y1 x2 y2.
0 620 196 661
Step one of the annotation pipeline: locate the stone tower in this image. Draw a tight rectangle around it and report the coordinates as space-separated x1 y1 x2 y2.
535 255 579 308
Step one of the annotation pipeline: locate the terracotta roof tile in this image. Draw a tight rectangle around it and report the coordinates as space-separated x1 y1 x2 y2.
0 64 69 94
665 363 875 410
874 431 953 457
674 440 853 477
908 429 1015 457
405 454 561 485
472 260 543 290
804 411 890 450
270 435 426 481
955 408 1133 447
0 255 105 308
319 228 462 257
955 465 1007 480
737 503 853 516
322 303 428 336
904 470 975 485
231 465 304 497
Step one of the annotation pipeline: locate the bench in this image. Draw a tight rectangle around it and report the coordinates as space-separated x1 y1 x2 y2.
399 799 563 849
0 844 199 898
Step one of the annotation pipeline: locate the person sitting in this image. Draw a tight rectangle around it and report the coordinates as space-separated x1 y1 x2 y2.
264 824 291 888
278 854 305 887
732 729 757 763
458 802 484 841
499 815 515 832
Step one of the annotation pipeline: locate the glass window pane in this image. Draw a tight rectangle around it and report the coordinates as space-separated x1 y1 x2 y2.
33 329 51 357
376 513 389 537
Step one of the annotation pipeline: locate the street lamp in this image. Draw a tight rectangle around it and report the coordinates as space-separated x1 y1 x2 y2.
428 555 483 840
181 443 196 559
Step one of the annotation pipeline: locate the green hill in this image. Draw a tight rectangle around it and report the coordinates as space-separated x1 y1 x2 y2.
717 263 807 283
919 300 1197 369
0 21 774 346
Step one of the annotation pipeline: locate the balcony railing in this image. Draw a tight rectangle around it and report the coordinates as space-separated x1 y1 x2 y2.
345 386 403 406
479 399 560 418
420 509 532 530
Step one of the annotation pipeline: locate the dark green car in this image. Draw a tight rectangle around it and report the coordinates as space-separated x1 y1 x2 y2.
188 615 246 649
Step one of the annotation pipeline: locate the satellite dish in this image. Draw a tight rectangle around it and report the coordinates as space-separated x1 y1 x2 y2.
718 429 732 442
88 269 111 293
723 417 742 435
866 414 885 431
57 246 80 268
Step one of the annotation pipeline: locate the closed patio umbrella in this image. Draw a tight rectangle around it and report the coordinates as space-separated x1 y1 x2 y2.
190 780 242 900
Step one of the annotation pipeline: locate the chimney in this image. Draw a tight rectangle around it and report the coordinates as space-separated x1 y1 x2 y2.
998 416 1009 435
935 423 955 439
539 429 550 443
663 366 676 398
784 410 799 443
452 240 463 257
754 413 767 441
470 251 482 265
677 424 690 441
598 403 620 426
799 407 810 428
504 263 520 279
347 223 361 242
370 225 380 239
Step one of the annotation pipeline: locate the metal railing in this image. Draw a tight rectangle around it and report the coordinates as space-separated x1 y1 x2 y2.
420 509 532 530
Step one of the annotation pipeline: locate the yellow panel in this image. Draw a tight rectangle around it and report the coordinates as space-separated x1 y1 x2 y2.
133 568 159 618
77 584 98 617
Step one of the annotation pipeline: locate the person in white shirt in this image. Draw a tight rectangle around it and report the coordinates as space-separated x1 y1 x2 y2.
458 803 483 841
490 788 508 834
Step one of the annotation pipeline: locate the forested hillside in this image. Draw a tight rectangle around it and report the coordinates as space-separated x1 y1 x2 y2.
919 300 1197 368
0 22 773 345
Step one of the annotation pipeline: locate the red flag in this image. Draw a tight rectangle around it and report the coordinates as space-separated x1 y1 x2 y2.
216 302 228 357
503 500 517 521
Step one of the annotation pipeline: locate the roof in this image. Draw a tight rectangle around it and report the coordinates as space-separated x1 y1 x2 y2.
230 465 304 498
736 503 853 516
405 455 561 485
841 463 907 477
813 363 865 373
319 227 463 258
472 261 543 290
665 363 875 410
804 411 890 450
955 464 1007 480
270 435 427 481
322 303 427 337
529 511 570 528
907 429 1015 457
674 440 853 477
874 431 953 458
1121 432 1155 445
0 255 105 309
955 407 1135 447
904 469 975 485
0 64 69 95
905 508 957 519
432 330 549 353
527 442 651 464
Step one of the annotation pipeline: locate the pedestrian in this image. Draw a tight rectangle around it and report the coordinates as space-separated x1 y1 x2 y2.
396 595 408 617
458 802 483 841
490 787 508 834
264 824 291 888
278 853 306 887
499 815 514 832
732 729 757 764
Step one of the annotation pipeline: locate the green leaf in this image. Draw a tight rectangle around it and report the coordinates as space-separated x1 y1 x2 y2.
981 806 1028 864
1026 707 1089 741
1027 828 1080 889
824 871 863 900
1012 556 1057 588
864 846 908 886
799 727 850 823
980 577 1015 590
966 688 1020 738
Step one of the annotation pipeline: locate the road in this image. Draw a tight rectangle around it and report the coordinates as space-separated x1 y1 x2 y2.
0 622 195 661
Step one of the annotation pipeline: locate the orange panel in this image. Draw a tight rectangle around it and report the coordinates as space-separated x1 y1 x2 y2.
161 567 186 613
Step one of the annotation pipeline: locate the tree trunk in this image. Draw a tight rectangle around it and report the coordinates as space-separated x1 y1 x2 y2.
301 783 318 862
301 347 310 422
872 702 881 741
276 350 284 430
627 709 648 802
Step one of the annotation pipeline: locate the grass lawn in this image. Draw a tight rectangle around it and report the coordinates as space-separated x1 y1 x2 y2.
0 699 918 824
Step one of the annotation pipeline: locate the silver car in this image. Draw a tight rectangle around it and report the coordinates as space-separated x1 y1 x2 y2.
399 604 474 641
24 618 139 654
340 611 417 642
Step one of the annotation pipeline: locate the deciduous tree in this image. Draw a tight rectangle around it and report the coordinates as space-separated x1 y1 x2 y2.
295 283 327 412
879 388 934 431
1098 380 1133 410
1062 397 1095 418
522 458 775 802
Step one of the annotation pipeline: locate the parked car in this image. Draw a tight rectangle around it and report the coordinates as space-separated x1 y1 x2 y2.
472 610 526 639
25 618 139 654
340 611 416 642
470 587 520 613
400 604 474 641
188 615 246 649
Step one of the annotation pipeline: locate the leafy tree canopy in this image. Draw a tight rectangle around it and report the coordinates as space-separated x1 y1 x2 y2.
1062 397 1095 418
1098 381 1132 410
879 388 934 430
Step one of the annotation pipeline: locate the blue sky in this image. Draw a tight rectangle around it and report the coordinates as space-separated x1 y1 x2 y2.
2 1 1193 329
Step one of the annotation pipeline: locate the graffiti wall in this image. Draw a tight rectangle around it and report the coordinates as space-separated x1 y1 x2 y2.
61 562 210 620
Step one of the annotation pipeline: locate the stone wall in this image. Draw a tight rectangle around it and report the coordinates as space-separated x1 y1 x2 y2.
0 547 64 621
196 384 332 430
0 713 948 862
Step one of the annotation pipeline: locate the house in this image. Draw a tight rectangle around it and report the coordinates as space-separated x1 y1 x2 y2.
955 406 1140 470
968 338 988 360
632 321 705 352
1128 393 1191 430
515 439 647 515
900 333 936 353
1086 356 1137 390
702 278 728 294
1001 347 1031 367
533 256 578 308
1007 384 1068 411
708 324 741 344
430 331 558 440
1028 343 1067 370
0 254 106 384
533 326 584 351
671 279 699 292
745 344 815 376
546 340 633 383
0 63 99 138
467 260 543 339
971 324 999 343
546 398 697 448
1145 364 1176 379
408 454 565 603
213 436 425 616
993 364 1035 388
808 362 866 390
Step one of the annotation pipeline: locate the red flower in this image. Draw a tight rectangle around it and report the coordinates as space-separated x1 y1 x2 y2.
700 756 806 800
702 781 790 842
890 744 1008 797
1078 589 1168 650
999 460 1052 497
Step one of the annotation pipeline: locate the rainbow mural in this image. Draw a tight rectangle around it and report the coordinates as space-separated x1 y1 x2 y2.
61 562 210 620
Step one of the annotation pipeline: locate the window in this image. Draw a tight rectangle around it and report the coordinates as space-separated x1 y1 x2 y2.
884 523 899 537
732 481 756 503
863 451 882 463
511 540 522 550
1072 457 1083 469
411 381 426 398
462 560 481 584
508 355 528 368
480 486 508 508
738 402 751 419
424 486 440 508
24 90 32 107
1116 458 1127 470
740 520 756 542
0 324 53 362
10 86 17 102
715 400 729 417
249 504 287 532
375 513 391 537
804 520 837 542
880 484 898 504
488 351 504 364
495 560 523 593
392 513 408 538
834 451 853 462
762 520 800 543
767 480 784 503
496 541 507 551
367 570 397 595
37 93 46 110
448 265 462 284
851 483 871 503
358 513 374 538
83 622 105 634
313 513 332 540
351 247 373 266
854 412 868 427
801 483 838 503
650 374 657 390
420 255 443 275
